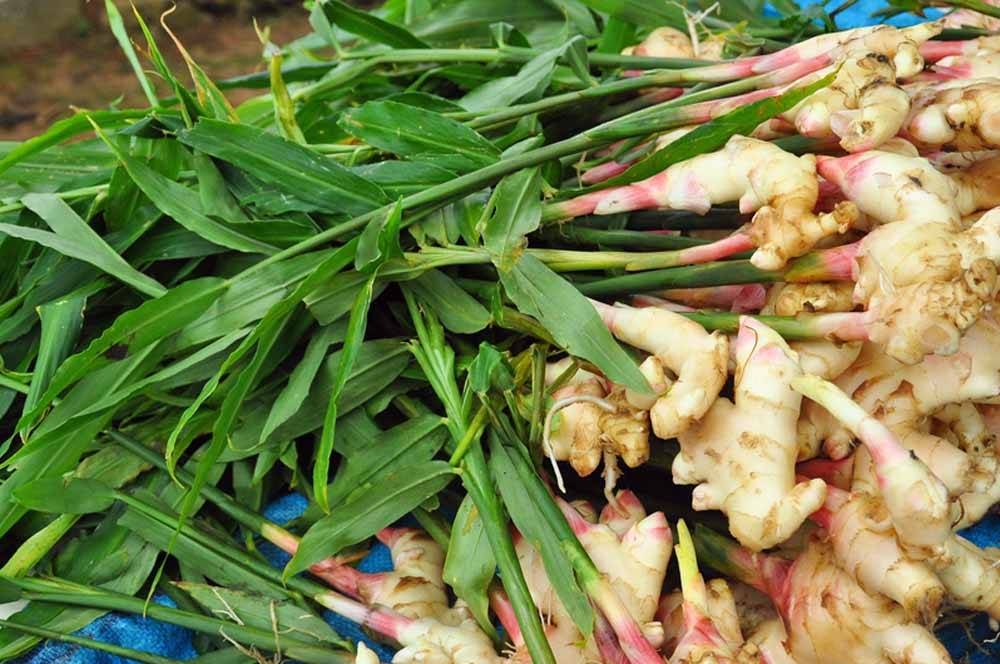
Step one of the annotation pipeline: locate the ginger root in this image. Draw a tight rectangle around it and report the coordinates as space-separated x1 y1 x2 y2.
506 492 672 663
698 527 953 664
592 300 728 440
560 136 858 270
818 151 1000 363
623 27 696 59
808 484 945 624
675 317 826 551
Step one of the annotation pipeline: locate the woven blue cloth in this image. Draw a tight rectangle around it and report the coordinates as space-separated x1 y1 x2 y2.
13 595 198 664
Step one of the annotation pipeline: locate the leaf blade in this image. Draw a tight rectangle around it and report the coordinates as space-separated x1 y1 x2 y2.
20 193 167 297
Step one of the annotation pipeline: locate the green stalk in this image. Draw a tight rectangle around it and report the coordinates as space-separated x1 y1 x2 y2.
460 72 689 131
576 246 851 297
0 619 178 664
109 432 266 532
524 245 752 272
5 578 350 664
403 292 557 664
0 184 109 216
0 514 78 576
0 375 30 394
607 209 743 231
540 225 713 250
926 0 1000 19
336 46 710 70
671 310 865 342
497 437 664 664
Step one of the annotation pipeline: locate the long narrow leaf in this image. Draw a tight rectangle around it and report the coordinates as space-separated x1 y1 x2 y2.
313 272 377 512
17 277 226 433
499 254 649 394
178 120 390 216
287 461 455 576
23 293 86 418
19 194 166 297
105 0 158 107
319 0 429 48
95 127 278 255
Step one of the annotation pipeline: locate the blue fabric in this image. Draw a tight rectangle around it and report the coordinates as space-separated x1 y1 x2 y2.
764 1 945 28
13 595 197 664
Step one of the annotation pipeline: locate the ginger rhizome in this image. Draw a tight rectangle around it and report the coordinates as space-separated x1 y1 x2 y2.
542 358 651 498
557 136 859 271
591 300 729 441
818 151 1000 363
500 491 672 663
695 526 953 664
675 316 826 551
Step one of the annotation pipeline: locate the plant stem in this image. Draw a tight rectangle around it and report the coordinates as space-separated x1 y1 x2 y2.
540 225 713 250
0 514 78 576
336 46 711 70
448 405 488 465
0 619 179 664
576 243 856 296
497 437 663 664
663 310 869 342
0 184 109 216
6 578 351 664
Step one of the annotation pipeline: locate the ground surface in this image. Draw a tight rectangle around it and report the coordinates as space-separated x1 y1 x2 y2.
0 3 309 140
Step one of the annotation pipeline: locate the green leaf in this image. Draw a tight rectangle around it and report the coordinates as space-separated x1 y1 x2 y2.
483 168 542 271
175 253 325 349
328 414 448 506
576 0 684 27
105 0 158 107
287 461 454 577
178 583 347 647
353 161 457 197
24 293 86 418
0 578 23 603
131 6 201 124
596 15 636 53
467 342 514 394
499 254 649 393
460 37 586 112
95 129 277 255
598 70 838 188
178 119 390 216
304 270 387 325
0 414 109 539
259 322 347 445
313 272 378 511
340 101 500 173
268 52 307 144
0 110 149 177
562 35 595 86
319 0 429 48
404 269 490 334
488 436 593 635
18 277 226 433
444 495 498 638
192 152 246 221
17 194 166 297
166 243 357 477
356 199 403 273
13 478 116 515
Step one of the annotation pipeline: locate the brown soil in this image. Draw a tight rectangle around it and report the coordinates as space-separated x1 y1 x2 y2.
0 4 311 140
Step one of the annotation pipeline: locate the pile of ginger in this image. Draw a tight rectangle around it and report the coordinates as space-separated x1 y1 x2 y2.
336 19 1000 664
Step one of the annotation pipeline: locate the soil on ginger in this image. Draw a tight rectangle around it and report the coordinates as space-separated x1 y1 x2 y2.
0 4 309 140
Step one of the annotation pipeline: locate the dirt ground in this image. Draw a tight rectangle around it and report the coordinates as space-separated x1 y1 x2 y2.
0 4 311 140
